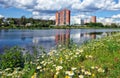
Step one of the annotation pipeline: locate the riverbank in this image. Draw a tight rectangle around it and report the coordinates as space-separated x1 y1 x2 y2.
0 33 120 78
1 25 120 29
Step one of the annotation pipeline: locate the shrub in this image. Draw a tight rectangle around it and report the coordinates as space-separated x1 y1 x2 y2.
0 47 24 69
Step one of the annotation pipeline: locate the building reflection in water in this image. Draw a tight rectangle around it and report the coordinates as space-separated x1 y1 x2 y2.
55 29 70 46
82 32 114 40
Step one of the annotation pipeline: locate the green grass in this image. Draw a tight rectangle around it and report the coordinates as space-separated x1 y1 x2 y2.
0 33 120 78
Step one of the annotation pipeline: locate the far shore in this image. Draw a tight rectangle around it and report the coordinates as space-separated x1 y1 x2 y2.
0 25 120 30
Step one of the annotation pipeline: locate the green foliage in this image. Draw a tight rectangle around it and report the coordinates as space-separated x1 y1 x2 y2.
85 22 104 27
0 17 55 29
0 47 24 69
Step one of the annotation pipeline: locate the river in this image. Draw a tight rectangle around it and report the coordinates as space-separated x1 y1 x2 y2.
0 29 120 53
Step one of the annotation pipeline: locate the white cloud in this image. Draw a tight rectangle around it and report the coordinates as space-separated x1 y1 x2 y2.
32 11 40 16
112 14 120 18
0 14 4 18
33 15 55 20
0 0 120 20
71 14 91 25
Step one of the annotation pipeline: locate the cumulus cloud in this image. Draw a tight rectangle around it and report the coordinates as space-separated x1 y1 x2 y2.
97 15 120 25
112 14 120 18
0 14 4 18
0 0 120 20
97 17 113 24
71 14 91 25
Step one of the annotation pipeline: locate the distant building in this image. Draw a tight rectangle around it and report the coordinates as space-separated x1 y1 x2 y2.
91 16 96 23
84 18 90 24
55 9 70 26
25 23 32 26
81 19 84 25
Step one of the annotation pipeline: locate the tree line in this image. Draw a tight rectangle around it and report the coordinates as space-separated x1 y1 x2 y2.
85 22 120 28
0 16 55 28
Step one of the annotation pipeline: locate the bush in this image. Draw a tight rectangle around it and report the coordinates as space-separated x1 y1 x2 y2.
0 47 24 69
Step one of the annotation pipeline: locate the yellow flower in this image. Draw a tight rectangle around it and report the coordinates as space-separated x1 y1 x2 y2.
54 74 57 78
60 57 62 61
31 75 34 78
65 75 70 78
59 57 63 64
92 74 95 77
31 72 37 78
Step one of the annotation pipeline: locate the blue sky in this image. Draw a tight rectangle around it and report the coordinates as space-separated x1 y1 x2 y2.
0 7 32 18
0 0 120 23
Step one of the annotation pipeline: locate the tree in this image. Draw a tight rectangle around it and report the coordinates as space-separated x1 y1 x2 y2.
111 23 118 28
20 16 26 26
86 22 104 27
0 18 4 26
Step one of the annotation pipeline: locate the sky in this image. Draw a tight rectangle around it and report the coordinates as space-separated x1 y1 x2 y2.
0 0 120 24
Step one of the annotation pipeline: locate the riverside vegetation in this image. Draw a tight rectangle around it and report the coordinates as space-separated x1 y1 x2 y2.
0 16 120 29
0 33 120 78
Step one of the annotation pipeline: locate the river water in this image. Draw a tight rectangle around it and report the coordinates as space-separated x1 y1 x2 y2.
0 29 120 53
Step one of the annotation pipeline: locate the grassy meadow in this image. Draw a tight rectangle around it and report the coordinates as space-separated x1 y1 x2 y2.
0 33 120 78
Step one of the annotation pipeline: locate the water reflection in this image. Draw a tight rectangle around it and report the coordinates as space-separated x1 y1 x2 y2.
55 29 70 46
0 29 120 53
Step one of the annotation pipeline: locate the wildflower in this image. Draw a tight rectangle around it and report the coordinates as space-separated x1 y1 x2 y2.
89 55 93 58
30 61 33 64
34 72 37 78
41 55 45 58
55 71 59 75
54 74 57 78
53 64 56 67
79 49 84 53
85 55 93 59
59 57 63 64
85 71 91 76
95 66 98 69
58 45 62 47
76 52 79 55
31 75 34 78
65 71 70 75
43 62 47 66
36 59 39 62
40 69 43 72
79 75 84 78
0 71 3 74
36 66 41 70
31 72 37 78
81 66 84 68
91 66 95 69
92 74 95 77
65 75 70 78
98 68 105 73
81 69 85 73
6 73 13 77
68 71 74 76
13 70 18 74
65 55 69 59
48 51 54 56
56 66 63 71
5 68 11 71
74 55 77 58
40 61 45 64
71 67 77 71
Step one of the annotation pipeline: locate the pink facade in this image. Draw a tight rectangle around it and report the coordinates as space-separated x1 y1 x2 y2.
55 9 70 25
91 16 96 23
